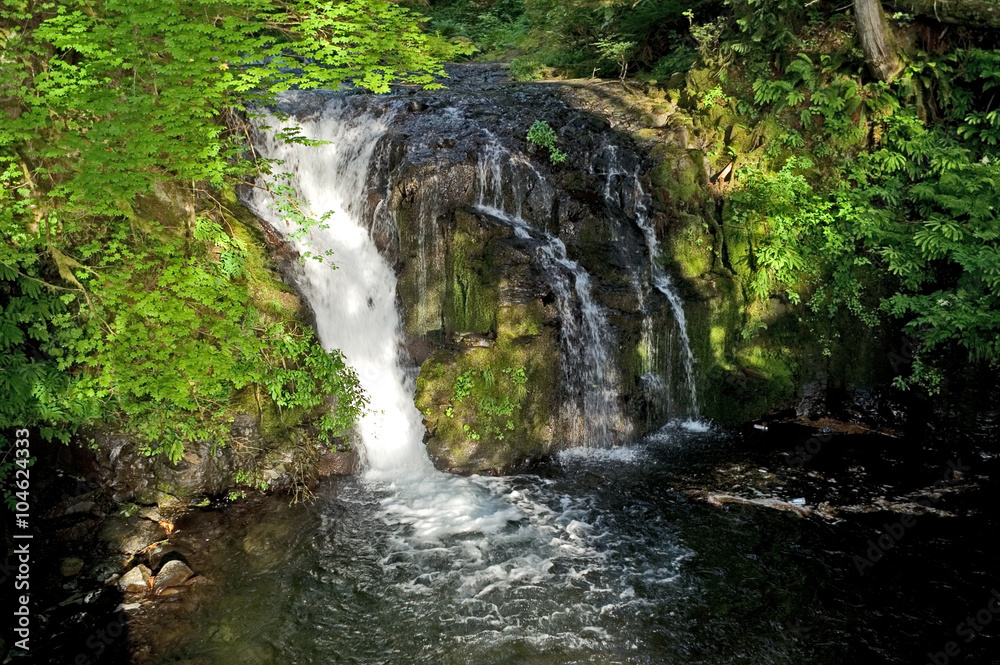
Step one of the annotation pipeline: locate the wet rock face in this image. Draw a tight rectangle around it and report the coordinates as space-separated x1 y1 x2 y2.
412 210 562 473
278 65 691 472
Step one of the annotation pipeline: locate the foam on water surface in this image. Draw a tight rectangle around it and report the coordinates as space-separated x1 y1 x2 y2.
557 445 647 465
679 419 713 433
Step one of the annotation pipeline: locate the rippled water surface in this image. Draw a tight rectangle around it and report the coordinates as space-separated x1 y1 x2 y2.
166 423 1000 665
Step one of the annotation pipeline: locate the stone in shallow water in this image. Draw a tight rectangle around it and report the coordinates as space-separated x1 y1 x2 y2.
101 514 167 556
120 564 152 593
60 557 85 577
153 560 194 591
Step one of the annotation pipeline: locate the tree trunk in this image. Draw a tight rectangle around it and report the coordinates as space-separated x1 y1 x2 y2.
899 0 1000 28
855 0 904 82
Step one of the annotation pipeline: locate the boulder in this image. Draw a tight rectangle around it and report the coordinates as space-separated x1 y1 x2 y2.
100 514 167 556
153 560 194 591
119 565 152 593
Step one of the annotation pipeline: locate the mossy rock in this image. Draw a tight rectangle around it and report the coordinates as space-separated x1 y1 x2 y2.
498 297 548 339
666 223 714 279
651 148 707 211
445 211 508 335
686 68 716 95
415 329 559 474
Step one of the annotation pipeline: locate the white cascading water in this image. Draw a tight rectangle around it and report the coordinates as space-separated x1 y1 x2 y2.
651 270 699 412
246 104 429 474
475 204 625 446
474 135 626 445
245 97 522 540
600 146 700 414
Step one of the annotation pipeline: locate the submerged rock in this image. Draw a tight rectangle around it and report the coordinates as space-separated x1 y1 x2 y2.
60 557 85 577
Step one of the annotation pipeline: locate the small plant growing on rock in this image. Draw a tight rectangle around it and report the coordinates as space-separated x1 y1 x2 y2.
448 364 529 442
526 120 567 164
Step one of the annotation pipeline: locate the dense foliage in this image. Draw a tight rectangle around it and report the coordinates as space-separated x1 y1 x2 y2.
1 0 462 461
424 0 718 78
426 0 1000 391
715 33 1000 390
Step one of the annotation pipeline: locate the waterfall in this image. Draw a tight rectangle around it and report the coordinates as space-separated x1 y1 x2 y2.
245 95 531 542
474 135 626 446
248 104 431 470
244 101 434 474
600 146 699 415
245 90 694 482
650 270 699 414
474 205 625 445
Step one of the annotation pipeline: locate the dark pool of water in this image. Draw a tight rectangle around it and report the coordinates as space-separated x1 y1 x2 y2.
152 423 1000 665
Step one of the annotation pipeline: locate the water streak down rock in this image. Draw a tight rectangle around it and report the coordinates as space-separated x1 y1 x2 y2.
598 144 699 416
